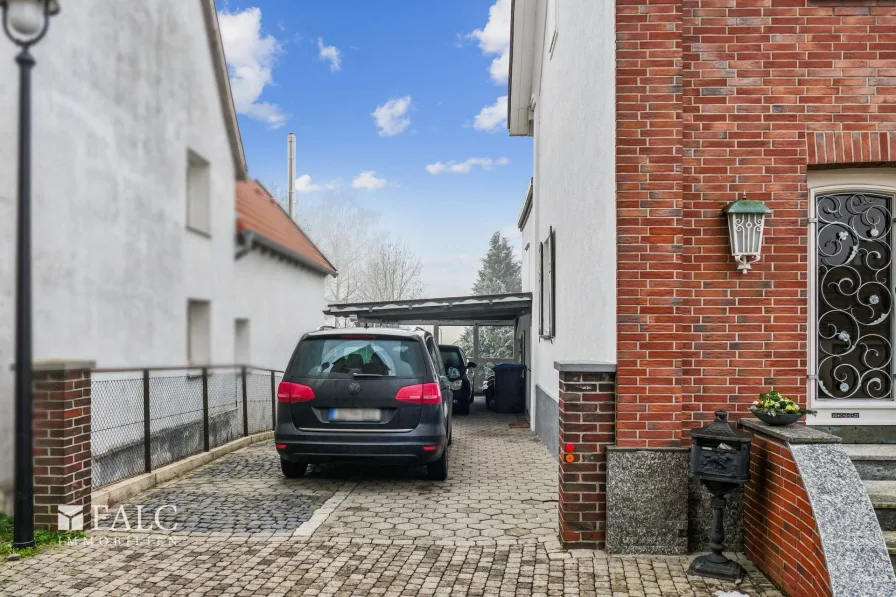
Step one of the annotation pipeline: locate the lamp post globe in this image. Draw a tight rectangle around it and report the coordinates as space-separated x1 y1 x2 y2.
0 0 59 550
1 0 58 44
7 1 44 36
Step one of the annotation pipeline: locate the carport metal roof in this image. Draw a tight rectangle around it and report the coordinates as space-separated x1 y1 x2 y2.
324 292 532 326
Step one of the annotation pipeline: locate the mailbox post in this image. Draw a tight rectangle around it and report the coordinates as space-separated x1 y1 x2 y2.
688 410 753 582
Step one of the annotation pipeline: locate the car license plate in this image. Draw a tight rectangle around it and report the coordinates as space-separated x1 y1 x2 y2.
329 408 380 422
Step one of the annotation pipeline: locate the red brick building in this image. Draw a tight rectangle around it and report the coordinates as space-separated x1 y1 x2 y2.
618 0 896 446
511 0 896 557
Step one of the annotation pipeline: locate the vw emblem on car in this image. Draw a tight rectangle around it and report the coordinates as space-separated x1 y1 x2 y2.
349 382 362 395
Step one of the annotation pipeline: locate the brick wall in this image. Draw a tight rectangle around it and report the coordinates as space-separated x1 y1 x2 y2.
33 363 93 530
616 0 896 445
744 432 831 597
557 371 616 549
616 0 685 448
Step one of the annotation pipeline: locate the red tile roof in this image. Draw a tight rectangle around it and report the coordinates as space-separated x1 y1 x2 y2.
235 180 336 275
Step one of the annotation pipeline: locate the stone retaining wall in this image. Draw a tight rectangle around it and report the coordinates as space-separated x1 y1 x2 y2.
741 419 895 597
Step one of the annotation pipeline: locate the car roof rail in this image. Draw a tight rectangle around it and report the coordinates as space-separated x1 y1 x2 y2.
317 325 336 331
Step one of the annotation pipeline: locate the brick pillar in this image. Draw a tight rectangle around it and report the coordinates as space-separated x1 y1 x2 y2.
557 367 616 549
32 360 95 530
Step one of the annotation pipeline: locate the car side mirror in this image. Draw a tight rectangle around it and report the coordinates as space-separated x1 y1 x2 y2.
466 362 477 369
447 367 462 381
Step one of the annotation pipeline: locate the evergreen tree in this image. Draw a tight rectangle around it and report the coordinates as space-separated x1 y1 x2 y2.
458 232 522 359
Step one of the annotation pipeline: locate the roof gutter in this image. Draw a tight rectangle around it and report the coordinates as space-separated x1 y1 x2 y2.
517 177 534 230
507 0 516 131
201 0 248 180
508 0 537 137
236 228 337 277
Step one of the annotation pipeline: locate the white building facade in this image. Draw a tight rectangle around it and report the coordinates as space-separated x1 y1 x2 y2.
0 1 333 512
233 179 335 371
511 0 617 453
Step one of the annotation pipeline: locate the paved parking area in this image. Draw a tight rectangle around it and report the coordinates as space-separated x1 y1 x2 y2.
114 446 343 537
0 403 782 596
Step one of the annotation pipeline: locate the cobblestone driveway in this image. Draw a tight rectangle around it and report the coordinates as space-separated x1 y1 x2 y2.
0 403 782 596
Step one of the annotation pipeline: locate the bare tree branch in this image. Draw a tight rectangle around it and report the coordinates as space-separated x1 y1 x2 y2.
359 237 426 302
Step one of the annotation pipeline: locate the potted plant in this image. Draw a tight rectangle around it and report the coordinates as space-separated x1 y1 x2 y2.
749 390 816 426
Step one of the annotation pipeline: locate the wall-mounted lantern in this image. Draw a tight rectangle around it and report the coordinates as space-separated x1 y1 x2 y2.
722 194 771 274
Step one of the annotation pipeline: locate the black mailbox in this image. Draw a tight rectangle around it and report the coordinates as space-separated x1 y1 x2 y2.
687 410 753 582
689 409 752 485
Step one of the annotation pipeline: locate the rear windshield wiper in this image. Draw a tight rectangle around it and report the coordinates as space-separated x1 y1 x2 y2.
352 373 384 378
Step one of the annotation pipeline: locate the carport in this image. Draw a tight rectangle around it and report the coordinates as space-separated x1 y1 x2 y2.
324 292 533 388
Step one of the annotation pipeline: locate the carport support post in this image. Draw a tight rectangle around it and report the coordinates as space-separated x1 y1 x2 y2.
433 324 440 344
473 325 480 388
473 324 480 361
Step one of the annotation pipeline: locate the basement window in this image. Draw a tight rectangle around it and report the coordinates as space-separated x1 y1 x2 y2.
235 318 250 365
188 300 211 366
539 227 555 339
186 150 211 236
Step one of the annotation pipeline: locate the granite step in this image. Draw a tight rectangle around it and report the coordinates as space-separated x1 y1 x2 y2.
865 480 896 532
845 444 896 481
886 531 896 568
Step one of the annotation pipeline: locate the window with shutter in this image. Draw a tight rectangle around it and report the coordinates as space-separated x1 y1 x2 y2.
540 227 555 339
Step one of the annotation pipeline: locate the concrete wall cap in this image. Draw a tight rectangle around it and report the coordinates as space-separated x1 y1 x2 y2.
554 361 617 373
740 418 841 444
606 446 689 453
32 360 97 372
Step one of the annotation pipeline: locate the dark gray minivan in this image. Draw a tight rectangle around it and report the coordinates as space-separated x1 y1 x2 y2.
275 327 456 480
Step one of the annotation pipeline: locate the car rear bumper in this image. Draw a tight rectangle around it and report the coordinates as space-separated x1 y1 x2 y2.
275 424 446 465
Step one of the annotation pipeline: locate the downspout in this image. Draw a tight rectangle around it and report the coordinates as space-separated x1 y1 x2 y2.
235 229 254 260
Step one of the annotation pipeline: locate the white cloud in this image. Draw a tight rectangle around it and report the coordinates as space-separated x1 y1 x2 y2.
317 37 341 72
352 171 387 190
473 96 507 132
218 7 286 129
468 0 511 84
371 96 412 137
425 157 510 175
295 175 339 194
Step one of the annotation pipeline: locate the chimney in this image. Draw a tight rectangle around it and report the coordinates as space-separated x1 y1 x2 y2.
287 132 296 221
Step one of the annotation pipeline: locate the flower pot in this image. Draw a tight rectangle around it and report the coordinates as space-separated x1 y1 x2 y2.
755 412 802 426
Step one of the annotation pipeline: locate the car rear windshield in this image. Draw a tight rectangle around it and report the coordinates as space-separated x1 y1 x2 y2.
439 348 463 370
291 336 426 379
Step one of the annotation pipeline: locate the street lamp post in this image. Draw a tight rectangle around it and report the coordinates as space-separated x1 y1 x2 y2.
0 0 59 549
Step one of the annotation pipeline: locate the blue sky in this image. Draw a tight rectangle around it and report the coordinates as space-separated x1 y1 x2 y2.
218 0 531 297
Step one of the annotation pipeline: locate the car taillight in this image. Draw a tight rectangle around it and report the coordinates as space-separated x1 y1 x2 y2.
395 383 441 405
277 381 315 403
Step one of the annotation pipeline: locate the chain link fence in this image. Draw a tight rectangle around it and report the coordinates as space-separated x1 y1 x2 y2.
91 366 282 489
246 368 282 435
